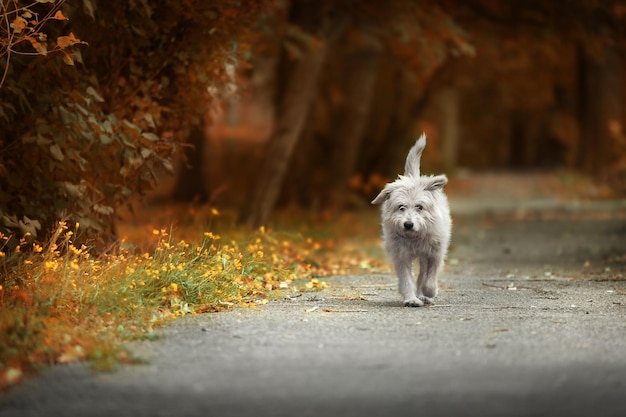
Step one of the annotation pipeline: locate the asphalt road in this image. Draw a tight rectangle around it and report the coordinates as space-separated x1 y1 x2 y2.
2 214 626 417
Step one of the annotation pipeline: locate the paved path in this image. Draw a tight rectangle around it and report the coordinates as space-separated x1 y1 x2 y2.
2 214 626 417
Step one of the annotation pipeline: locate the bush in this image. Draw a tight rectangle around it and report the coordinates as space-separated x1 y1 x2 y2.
0 0 269 247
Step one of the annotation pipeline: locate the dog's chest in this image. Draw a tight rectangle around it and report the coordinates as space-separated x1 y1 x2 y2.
387 232 439 258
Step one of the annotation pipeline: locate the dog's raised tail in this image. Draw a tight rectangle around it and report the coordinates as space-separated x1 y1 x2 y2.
404 133 426 177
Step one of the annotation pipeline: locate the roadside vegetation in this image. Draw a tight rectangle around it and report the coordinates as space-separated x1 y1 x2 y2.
0 207 385 390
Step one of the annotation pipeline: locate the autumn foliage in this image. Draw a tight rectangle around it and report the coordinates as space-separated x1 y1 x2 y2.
2 0 625 244
0 0 270 245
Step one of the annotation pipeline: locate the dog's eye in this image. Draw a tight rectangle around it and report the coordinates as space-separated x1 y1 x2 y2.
398 205 407 211
416 204 423 211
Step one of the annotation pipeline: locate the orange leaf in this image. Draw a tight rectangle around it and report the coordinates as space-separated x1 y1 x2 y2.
25 36 47 55
53 10 68 20
57 32 80 48
10 17 27 33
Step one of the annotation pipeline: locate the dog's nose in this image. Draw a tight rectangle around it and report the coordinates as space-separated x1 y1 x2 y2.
403 221 413 230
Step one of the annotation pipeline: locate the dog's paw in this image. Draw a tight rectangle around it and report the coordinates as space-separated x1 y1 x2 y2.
418 295 435 305
403 297 424 307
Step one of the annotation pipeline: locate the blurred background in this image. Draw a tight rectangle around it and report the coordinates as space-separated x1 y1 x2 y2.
1 0 625 242
166 0 626 227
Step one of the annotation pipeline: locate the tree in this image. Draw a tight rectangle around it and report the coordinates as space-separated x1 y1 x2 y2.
0 0 271 246
238 0 345 227
442 0 626 175
326 26 382 212
171 120 210 203
239 1 472 225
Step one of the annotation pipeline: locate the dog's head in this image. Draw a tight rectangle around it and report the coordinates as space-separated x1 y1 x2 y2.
371 134 448 236
371 175 448 236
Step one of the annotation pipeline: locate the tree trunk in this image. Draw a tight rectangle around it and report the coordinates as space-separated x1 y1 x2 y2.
327 28 382 211
576 44 623 174
238 1 339 227
437 86 460 173
171 121 209 203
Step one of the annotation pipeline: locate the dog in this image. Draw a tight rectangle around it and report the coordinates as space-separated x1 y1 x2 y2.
372 134 451 307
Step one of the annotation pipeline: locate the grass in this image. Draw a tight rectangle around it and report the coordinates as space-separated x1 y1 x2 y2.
0 207 386 389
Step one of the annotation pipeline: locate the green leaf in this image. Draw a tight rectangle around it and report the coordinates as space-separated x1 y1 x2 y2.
82 0 96 18
143 113 156 128
102 120 113 133
61 182 87 197
50 144 64 161
75 104 89 116
77 216 103 232
119 133 137 149
86 86 104 102
162 159 174 174
93 204 114 215
18 216 41 237
58 106 74 124
36 135 51 145
123 120 142 131
140 148 152 158
141 132 159 141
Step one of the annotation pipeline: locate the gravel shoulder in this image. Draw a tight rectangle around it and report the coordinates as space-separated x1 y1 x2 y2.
2 214 626 417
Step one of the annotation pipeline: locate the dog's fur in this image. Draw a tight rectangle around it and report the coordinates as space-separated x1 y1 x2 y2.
372 134 451 307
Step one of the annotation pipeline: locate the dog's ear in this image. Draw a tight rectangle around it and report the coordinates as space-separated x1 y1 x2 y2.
423 175 448 191
371 183 394 205
404 133 426 178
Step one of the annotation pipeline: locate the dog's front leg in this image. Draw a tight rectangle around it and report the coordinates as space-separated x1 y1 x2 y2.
417 255 442 304
393 258 423 307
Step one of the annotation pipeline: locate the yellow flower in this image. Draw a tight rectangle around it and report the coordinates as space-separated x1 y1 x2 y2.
211 208 220 216
170 282 178 291
44 260 58 271
204 232 220 240
33 243 43 253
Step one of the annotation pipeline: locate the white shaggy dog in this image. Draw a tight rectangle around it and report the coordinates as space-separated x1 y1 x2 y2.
372 134 451 307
